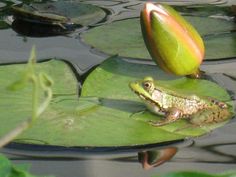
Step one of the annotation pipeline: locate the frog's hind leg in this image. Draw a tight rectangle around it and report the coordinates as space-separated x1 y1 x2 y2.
190 107 231 126
174 107 231 132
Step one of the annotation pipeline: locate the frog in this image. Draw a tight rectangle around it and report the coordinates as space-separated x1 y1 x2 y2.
129 76 231 126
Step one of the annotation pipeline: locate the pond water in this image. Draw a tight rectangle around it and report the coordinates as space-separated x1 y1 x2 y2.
0 0 236 177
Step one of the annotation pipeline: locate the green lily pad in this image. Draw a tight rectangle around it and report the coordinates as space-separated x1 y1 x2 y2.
0 59 78 144
81 16 236 60
0 57 233 148
81 56 234 144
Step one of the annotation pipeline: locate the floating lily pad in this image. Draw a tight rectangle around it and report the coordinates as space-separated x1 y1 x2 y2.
204 33 236 59
81 56 234 144
11 1 106 27
82 16 236 60
0 57 233 148
174 5 234 17
0 60 78 144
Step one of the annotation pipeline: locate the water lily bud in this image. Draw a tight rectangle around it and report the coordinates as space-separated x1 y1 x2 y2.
140 3 205 77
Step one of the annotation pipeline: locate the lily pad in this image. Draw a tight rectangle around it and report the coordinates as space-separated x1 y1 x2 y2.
174 5 234 17
81 56 233 144
0 57 233 148
81 16 236 60
11 1 106 26
0 59 78 144
204 33 236 59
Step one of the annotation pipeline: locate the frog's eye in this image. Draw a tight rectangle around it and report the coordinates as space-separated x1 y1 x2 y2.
143 81 152 90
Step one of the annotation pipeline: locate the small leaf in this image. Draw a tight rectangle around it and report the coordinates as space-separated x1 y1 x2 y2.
7 78 28 91
0 154 11 177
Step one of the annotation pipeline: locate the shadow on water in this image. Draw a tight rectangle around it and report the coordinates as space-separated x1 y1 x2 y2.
11 19 80 37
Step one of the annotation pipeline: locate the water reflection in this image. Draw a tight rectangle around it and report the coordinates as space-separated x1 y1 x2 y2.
138 147 177 170
3 135 236 170
12 19 78 37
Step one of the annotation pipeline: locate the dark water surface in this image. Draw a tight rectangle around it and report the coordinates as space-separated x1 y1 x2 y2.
1 0 236 176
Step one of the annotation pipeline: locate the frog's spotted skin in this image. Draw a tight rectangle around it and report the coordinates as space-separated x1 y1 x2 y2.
129 76 231 126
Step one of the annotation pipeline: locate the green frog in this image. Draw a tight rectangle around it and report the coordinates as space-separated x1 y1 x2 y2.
129 76 231 126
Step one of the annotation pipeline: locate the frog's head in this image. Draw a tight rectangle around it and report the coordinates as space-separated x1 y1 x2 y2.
129 76 155 99
129 76 163 113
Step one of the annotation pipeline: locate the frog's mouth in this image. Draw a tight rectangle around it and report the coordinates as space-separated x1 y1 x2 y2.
129 83 164 114
133 90 148 100
133 90 158 105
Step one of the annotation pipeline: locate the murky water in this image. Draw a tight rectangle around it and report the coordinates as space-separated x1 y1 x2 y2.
0 0 236 176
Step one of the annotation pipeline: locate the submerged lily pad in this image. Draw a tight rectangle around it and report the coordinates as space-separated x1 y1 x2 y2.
82 16 236 60
0 57 233 148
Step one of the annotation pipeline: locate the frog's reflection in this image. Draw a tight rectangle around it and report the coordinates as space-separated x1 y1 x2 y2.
138 147 177 170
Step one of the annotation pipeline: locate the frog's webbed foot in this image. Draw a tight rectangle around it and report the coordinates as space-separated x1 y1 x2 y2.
149 108 182 127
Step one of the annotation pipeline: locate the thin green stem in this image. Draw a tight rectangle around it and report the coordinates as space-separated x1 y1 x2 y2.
37 87 52 117
0 118 31 147
30 75 39 124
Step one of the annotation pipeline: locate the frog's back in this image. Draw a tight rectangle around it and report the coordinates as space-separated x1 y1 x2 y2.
163 92 209 116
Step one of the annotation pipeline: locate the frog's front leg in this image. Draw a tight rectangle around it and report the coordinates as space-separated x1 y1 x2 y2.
149 107 183 126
